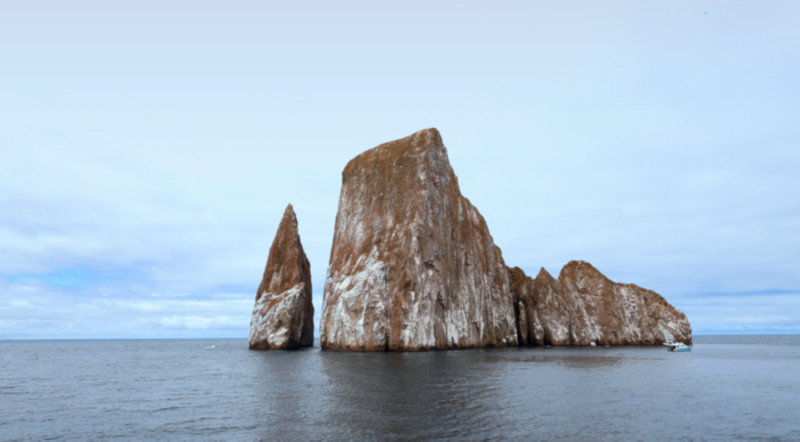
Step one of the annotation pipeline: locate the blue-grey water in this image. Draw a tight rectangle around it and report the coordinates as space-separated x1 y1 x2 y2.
1 335 799 440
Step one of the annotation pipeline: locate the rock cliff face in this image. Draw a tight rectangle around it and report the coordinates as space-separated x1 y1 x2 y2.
510 261 692 346
320 128 518 350
249 204 314 349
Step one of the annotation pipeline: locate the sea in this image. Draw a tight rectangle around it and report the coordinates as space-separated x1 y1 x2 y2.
1 335 798 441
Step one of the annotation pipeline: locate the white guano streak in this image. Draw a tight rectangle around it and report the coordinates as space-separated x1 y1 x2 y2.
325 247 387 348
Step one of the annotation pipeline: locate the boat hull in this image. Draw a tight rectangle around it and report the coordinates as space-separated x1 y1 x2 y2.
667 343 691 352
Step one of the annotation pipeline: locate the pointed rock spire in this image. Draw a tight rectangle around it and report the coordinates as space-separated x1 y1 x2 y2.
249 204 314 349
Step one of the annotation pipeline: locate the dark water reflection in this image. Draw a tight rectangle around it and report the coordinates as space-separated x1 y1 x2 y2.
2 337 800 440
318 350 513 439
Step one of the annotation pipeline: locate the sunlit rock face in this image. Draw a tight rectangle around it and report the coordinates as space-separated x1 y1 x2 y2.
510 261 692 346
320 128 518 351
249 204 314 350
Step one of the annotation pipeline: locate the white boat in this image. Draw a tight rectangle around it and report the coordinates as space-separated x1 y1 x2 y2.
666 342 691 352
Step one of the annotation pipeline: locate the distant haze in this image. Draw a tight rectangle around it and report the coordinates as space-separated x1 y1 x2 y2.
1 1 798 338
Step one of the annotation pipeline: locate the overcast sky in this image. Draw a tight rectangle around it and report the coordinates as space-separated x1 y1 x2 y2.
2 1 798 339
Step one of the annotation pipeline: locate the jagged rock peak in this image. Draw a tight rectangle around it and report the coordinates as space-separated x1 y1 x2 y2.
558 260 610 286
510 265 580 346
321 128 518 351
508 266 528 291
249 203 314 350
536 266 556 281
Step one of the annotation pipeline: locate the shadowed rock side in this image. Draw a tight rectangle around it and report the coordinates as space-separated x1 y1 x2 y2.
510 261 692 346
249 204 314 349
509 266 589 346
320 128 518 351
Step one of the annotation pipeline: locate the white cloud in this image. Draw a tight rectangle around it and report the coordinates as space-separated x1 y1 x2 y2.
153 315 245 330
0 280 254 339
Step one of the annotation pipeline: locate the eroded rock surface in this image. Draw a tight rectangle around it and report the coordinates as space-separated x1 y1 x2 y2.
320 128 518 350
510 261 692 346
249 204 314 349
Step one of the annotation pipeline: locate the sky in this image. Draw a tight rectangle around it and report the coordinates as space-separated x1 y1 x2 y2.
1 0 798 339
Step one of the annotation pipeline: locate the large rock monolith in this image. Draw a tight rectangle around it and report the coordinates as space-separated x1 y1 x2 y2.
320 128 518 350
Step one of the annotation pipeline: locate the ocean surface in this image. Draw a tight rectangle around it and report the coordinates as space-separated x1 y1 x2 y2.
1 335 799 441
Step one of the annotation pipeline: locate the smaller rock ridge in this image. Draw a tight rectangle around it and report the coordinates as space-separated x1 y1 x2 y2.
509 261 692 346
249 204 314 350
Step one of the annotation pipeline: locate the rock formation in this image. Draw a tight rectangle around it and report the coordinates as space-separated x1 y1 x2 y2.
280 127 692 351
320 128 518 350
510 261 692 346
249 204 314 349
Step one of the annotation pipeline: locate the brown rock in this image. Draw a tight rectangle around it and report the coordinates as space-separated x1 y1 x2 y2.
511 266 588 346
249 204 314 349
510 261 692 346
320 128 518 351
